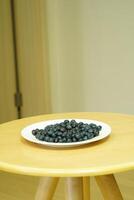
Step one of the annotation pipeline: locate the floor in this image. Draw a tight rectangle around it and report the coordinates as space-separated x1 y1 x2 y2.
0 171 133 200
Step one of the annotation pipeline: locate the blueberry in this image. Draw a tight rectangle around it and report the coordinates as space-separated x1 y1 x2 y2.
90 123 97 128
60 127 66 132
70 120 77 127
75 127 79 131
45 127 50 132
49 137 54 142
62 132 67 137
64 120 69 124
67 138 72 143
57 136 62 140
53 128 57 132
44 136 50 142
98 125 102 131
70 120 76 124
42 130 46 135
48 130 53 136
93 130 99 136
62 137 67 143
56 125 61 131
32 130 37 136
83 136 88 140
75 134 81 139
81 131 86 136
57 132 62 136
81 127 85 131
52 133 56 138
66 133 71 139
87 133 94 139
38 135 44 141
87 133 91 139
54 138 59 143
61 122 66 127
88 128 93 133
77 122 83 127
35 132 41 138
84 125 89 131
72 138 77 142
72 129 76 134
66 125 72 130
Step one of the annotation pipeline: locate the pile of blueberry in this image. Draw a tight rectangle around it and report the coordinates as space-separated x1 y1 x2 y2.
32 120 102 143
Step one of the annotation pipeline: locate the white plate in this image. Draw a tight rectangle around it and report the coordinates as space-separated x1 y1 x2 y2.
21 119 111 148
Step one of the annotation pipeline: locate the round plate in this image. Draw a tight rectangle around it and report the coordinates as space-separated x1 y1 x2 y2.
21 119 111 148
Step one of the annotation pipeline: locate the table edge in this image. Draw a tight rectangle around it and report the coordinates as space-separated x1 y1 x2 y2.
0 161 134 177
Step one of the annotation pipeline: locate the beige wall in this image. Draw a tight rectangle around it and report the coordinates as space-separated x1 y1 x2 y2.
45 0 134 114
45 0 85 112
82 0 134 114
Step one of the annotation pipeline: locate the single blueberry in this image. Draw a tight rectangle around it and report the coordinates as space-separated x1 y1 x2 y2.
32 130 37 136
54 138 59 143
66 124 72 130
44 136 50 142
83 136 88 140
67 138 72 143
64 120 69 124
49 137 54 142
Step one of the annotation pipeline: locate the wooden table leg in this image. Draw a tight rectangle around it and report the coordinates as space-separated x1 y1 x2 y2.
65 177 83 200
95 174 123 200
35 177 59 200
83 177 90 200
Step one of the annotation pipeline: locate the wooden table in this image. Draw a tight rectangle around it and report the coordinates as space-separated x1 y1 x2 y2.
0 112 134 200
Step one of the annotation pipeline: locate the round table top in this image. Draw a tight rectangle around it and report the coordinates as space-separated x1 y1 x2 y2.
0 112 134 177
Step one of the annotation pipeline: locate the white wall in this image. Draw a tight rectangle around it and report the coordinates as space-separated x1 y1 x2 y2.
82 0 134 114
45 0 134 114
45 0 85 112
